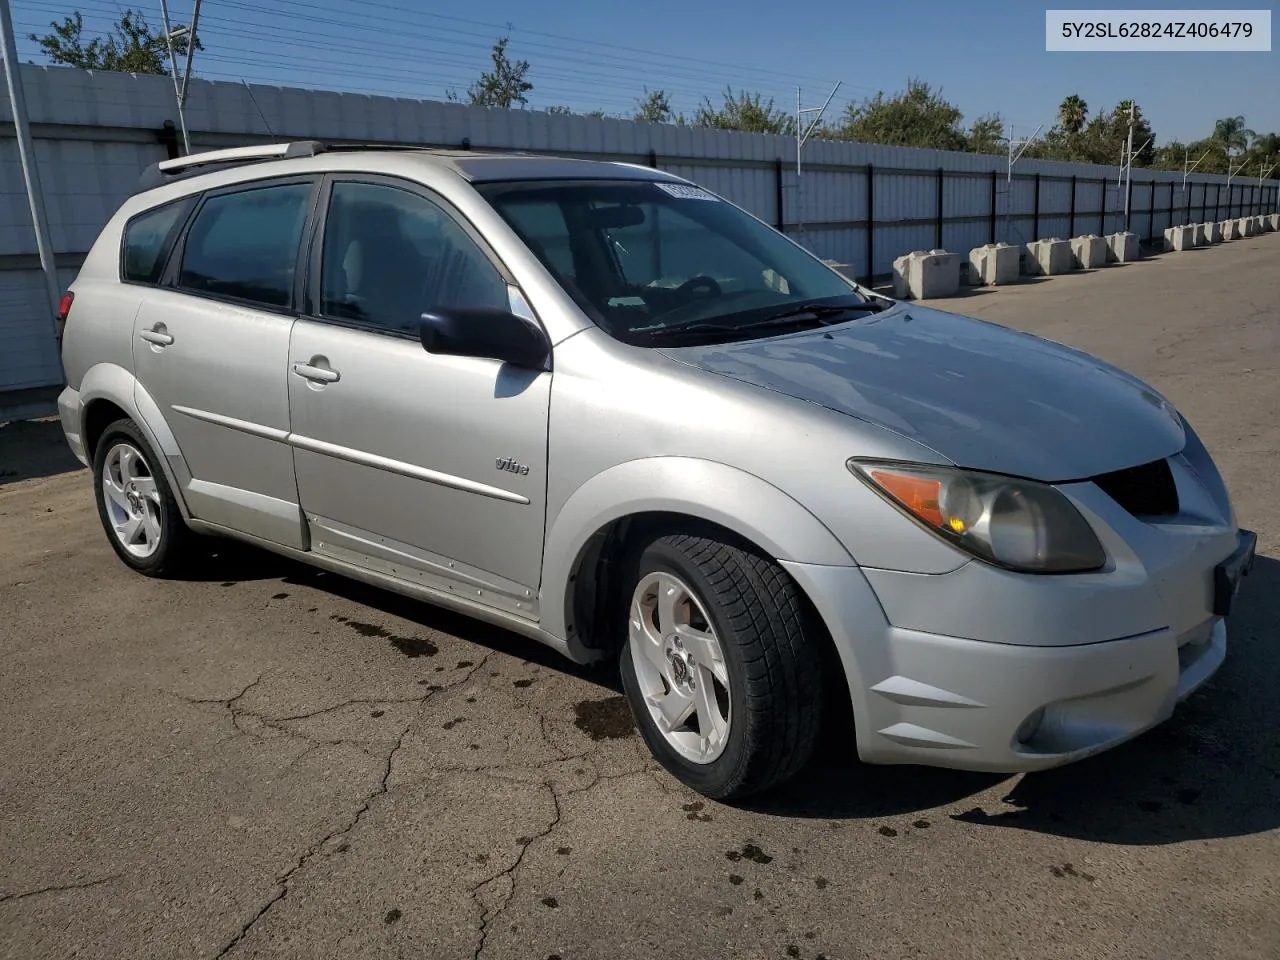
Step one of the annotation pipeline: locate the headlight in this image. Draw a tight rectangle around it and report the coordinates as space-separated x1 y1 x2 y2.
847 459 1106 573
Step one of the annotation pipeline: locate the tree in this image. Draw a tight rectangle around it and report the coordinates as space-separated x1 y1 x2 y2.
1058 95 1088 135
1212 115 1255 155
1151 139 1189 172
1250 132 1280 164
1031 100 1155 167
450 36 532 109
634 88 673 125
29 9 200 75
967 114 1005 155
545 105 575 115
694 87 793 135
834 80 967 151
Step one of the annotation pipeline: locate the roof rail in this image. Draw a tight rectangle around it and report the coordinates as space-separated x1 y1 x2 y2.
138 140 327 191
154 141 323 174
136 140 448 192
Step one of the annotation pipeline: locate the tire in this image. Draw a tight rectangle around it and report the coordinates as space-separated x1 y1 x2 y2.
619 532 824 801
92 418 195 577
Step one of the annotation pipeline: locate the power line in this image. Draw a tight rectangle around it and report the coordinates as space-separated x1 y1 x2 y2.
16 0 880 125
217 0 853 91
18 0 857 102
14 11 818 118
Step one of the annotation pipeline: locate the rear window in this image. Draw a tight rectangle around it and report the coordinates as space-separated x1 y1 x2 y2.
178 182 312 308
121 197 194 285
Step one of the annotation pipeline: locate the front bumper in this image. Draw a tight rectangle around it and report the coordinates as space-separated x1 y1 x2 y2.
782 525 1253 774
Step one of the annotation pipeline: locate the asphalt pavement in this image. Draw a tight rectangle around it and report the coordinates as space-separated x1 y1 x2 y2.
2 233 1278 960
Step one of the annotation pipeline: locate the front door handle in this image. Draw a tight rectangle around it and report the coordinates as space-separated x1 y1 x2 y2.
292 361 340 384
139 328 174 346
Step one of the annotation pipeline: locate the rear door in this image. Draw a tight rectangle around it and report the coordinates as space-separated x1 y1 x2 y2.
287 175 551 611
132 177 318 548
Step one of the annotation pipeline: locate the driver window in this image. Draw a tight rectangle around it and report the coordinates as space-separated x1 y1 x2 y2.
320 181 508 335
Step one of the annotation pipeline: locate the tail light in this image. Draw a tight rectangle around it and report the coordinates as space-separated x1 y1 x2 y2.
56 291 74 351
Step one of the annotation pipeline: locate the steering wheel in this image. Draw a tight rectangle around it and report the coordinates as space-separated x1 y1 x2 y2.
675 275 722 298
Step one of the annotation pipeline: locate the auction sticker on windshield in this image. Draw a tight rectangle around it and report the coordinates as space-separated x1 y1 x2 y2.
655 183 720 201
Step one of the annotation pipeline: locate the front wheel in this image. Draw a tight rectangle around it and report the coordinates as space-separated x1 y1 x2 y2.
619 532 825 801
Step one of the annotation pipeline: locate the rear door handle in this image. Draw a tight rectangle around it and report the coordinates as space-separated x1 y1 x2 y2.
139 329 174 346
292 362 340 384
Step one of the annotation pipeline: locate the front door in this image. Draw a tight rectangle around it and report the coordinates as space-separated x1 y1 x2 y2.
132 177 317 549
288 177 551 614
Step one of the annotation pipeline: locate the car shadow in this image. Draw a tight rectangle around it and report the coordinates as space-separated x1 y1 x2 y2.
188 534 1279 845
751 553 1280 845
0 417 85 485
180 538 612 682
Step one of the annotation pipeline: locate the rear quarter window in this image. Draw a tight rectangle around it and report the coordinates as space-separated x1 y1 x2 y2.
178 182 313 308
121 196 195 284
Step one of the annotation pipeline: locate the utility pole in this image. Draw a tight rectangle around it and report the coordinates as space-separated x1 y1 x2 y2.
793 82 841 238
1122 102 1135 227
1116 103 1151 232
1005 122 1043 182
1002 122 1042 240
159 0 203 155
1182 146 1210 191
0 0 62 338
1226 154 1248 188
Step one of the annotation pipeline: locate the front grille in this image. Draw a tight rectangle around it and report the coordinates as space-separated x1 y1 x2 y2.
1092 458 1179 518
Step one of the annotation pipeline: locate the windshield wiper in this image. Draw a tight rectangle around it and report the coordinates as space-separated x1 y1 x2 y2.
647 300 885 339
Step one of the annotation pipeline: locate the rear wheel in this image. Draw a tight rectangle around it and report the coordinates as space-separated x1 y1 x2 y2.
92 419 194 576
619 532 824 801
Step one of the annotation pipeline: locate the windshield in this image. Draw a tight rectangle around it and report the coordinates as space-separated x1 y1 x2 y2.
476 178 874 346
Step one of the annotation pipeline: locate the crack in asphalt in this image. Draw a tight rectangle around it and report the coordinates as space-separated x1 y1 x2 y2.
468 765 655 960
214 720 413 959
0 874 120 904
470 780 564 960
212 655 492 958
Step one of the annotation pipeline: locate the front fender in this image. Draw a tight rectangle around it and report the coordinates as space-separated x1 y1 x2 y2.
539 456 856 648
76 363 192 520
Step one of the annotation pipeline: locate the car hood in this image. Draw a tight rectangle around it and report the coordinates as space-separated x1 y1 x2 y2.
659 304 1185 482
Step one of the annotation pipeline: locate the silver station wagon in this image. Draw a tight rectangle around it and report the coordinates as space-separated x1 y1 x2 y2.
56 142 1255 800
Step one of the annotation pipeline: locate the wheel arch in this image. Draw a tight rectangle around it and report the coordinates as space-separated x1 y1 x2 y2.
77 363 192 520
540 457 856 662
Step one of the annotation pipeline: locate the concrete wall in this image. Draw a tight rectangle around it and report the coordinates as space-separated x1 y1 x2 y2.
3 64 1279 392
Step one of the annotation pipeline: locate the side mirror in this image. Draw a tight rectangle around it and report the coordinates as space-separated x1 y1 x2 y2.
419 307 550 370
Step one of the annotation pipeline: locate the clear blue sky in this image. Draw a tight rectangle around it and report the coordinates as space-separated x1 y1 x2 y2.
12 0 1279 143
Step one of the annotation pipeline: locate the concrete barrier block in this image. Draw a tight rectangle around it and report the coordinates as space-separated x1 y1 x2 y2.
968 242 1020 286
1220 219 1238 240
1069 234 1108 269
1191 223 1208 246
1106 231 1140 262
1163 225 1195 252
1024 238 1074 276
1201 221 1222 244
1255 215 1268 233
1236 217 1253 237
893 249 961 299
1265 213 1279 231
892 254 912 299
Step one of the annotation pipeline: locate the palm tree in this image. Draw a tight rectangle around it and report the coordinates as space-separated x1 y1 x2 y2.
1058 95 1088 135
1249 132 1280 159
1212 115 1255 155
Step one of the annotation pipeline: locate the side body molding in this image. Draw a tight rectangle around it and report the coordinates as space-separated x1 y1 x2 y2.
538 456 857 653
